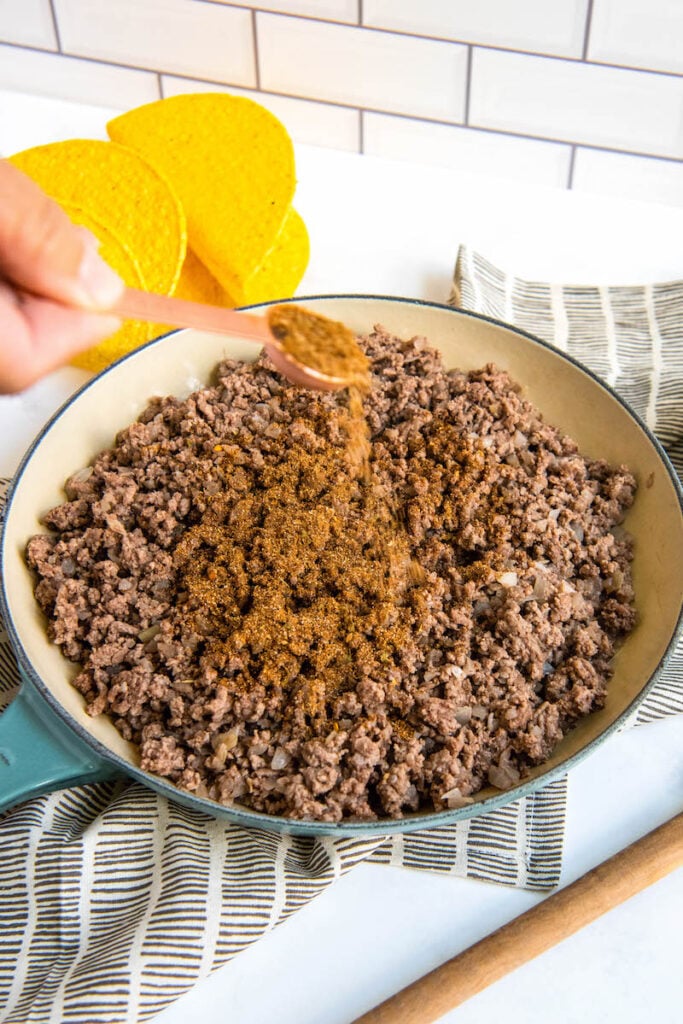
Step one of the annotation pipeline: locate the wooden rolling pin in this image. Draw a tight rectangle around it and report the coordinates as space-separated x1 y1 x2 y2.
352 811 683 1024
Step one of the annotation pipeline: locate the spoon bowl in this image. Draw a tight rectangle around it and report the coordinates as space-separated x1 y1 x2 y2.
263 340 351 391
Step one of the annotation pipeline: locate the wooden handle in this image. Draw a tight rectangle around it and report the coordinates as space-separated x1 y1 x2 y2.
112 286 272 344
353 811 683 1024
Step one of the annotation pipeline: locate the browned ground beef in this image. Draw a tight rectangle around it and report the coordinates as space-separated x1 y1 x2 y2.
26 329 637 821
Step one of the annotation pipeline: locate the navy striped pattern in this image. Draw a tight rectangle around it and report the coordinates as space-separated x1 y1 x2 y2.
365 777 567 889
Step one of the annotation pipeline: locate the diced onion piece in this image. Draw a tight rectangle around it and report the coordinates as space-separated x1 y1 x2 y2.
138 623 161 642
569 521 584 542
271 747 291 770
442 786 474 809
488 762 521 790
212 727 239 752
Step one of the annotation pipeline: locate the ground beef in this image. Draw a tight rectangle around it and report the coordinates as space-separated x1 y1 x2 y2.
26 328 637 822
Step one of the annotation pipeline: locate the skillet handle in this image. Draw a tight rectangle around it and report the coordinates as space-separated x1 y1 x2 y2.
0 683 120 814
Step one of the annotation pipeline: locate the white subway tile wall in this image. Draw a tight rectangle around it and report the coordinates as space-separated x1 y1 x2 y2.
469 49 683 158
54 0 256 85
363 112 571 187
362 0 589 58
0 0 57 51
589 0 683 76
573 148 683 208
257 13 467 121
0 43 160 109
1 0 682 207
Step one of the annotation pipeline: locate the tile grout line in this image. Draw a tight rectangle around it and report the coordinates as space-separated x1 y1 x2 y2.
582 0 595 62
567 144 577 188
251 8 261 90
358 108 364 154
463 44 473 126
47 0 62 53
358 0 363 27
200 2 360 30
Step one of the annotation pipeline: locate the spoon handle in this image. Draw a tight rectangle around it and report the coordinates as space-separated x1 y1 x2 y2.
352 811 683 1024
112 286 272 345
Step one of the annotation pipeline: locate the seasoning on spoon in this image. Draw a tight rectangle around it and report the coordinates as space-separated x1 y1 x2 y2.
265 304 370 392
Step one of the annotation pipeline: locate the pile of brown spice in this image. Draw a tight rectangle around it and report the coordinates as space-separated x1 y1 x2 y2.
174 397 485 721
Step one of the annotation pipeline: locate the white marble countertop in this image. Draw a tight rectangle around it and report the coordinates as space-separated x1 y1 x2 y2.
1 90 681 1024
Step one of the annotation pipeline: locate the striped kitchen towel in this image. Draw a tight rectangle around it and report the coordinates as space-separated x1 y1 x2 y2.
0 244 681 1023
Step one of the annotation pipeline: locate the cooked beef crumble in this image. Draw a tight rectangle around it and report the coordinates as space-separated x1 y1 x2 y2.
26 329 637 821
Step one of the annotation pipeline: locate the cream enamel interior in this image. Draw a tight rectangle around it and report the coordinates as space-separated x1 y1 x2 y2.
3 297 683 811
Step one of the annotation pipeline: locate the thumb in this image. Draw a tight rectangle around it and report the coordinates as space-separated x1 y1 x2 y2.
0 158 124 311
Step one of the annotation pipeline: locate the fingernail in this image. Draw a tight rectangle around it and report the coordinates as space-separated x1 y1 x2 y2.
77 244 125 309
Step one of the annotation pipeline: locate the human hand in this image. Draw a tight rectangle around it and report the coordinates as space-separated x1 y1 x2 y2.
0 158 125 393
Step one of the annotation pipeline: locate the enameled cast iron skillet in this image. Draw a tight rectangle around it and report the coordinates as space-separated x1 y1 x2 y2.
2 296 682 836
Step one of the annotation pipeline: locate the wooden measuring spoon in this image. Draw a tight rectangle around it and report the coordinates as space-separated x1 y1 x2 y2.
112 287 368 392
